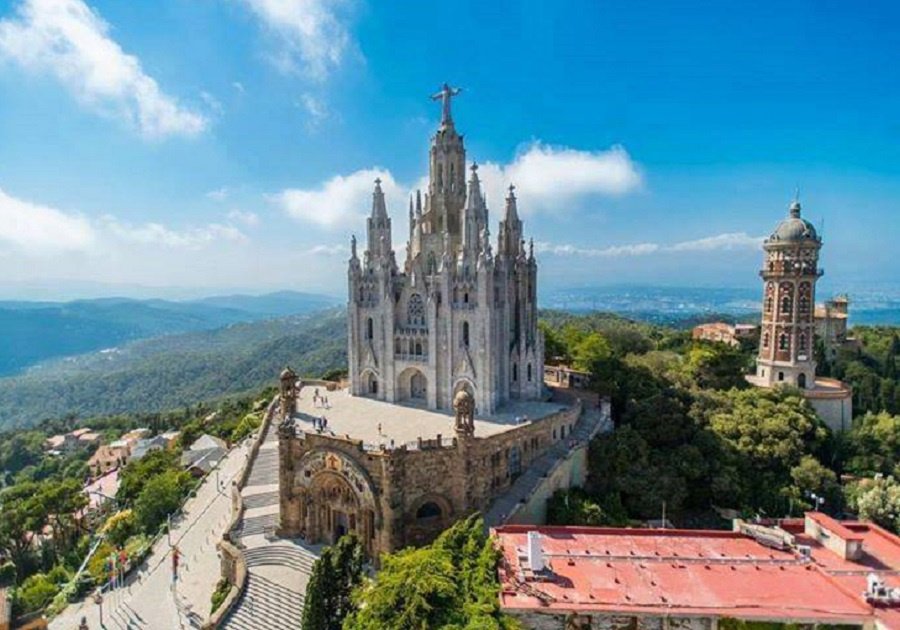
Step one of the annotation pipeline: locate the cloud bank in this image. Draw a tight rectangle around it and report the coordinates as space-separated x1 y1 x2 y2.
536 232 764 258
239 0 354 79
272 142 642 230
0 0 208 138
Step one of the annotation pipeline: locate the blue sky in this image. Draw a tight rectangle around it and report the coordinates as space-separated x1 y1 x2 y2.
0 0 897 300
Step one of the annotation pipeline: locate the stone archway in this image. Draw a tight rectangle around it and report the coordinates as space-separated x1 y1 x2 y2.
397 367 428 403
293 449 380 556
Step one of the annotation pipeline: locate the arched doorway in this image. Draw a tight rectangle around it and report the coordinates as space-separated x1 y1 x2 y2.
293 450 380 557
397 368 427 403
798 373 807 389
362 371 378 396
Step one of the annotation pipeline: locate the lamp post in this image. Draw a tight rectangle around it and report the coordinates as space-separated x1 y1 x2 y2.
93 591 104 627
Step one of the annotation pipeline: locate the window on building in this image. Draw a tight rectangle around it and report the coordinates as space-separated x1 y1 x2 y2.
781 295 792 314
798 333 807 352
508 446 521 478
779 334 789 350
778 371 785 382
463 291 469 304
462 321 470 348
415 341 423 356
798 373 807 388
407 294 425 326
366 317 374 340
416 502 442 520
765 297 773 313
763 332 770 348
527 363 532 382
512 364 518 382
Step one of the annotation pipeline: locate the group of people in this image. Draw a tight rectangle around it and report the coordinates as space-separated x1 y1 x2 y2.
311 388 331 409
313 416 329 432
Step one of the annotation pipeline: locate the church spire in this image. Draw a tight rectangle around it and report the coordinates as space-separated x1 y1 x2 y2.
367 178 392 260
498 184 523 257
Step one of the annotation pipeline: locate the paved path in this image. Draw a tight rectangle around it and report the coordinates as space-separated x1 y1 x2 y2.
483 400 612 529
51 441 249 630
222 420 319 630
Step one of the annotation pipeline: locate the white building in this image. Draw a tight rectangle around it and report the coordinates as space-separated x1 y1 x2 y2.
347 85 544 414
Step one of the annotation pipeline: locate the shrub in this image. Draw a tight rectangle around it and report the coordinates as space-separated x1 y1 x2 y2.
17 573 59 613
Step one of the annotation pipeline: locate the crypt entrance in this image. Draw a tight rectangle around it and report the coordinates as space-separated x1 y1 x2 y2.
292 449 380 556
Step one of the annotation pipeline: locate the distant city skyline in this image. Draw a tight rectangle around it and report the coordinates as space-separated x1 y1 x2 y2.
0 0 897 299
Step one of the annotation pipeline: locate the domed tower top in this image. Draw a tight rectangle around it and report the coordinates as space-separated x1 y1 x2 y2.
767 199 819 244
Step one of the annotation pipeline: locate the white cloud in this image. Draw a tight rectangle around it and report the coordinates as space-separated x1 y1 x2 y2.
206 187 230 202
274 141 641 230
227 209 259 226
0 0 208 138
100 217 246 249
239 0 353 79
535 241 659 258
667 232 764 252
0 186 96 253
307 243 345 255
298 92 328 127
271 168 403 229
478 143 642 213
537 232 764 259
232 81 245 94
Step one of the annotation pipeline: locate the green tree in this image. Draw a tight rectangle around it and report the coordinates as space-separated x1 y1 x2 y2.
851 474 900 534
344 516 517 630
571 333 611 373
117 449 180 505
16 573 59 614
133 470 191 533
302 534 364 630
684 342 751 390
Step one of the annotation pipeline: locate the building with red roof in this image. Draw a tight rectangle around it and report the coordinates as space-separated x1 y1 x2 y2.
493 512 900 629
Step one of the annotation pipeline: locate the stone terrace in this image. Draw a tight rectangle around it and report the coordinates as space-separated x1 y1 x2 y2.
292 386 568 447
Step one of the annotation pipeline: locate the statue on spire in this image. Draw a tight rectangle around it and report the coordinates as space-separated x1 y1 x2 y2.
431 83 462 125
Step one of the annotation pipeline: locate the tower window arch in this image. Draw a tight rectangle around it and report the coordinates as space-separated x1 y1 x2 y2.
778 333 789 351
366 317 374 340
765 297 773 313
781 295 792 314
762 332 770 348
462 321 470 348
527 363 533 382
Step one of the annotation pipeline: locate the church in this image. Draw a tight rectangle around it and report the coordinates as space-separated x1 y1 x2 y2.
275 87 603 559
347 83 543 414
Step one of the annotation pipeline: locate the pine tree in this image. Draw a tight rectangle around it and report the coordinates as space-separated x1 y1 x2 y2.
302 534 364 630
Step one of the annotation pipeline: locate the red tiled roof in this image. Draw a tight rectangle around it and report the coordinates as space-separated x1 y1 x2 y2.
493 525 872 622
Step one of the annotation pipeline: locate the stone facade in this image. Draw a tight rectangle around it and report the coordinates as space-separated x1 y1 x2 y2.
752 199 821 390
347 85 543 414
277 382 582 559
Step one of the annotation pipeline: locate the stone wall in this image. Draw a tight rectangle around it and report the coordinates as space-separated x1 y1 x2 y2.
278 397 583 558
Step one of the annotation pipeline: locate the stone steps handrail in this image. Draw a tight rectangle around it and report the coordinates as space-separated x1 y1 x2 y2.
204 396 279 629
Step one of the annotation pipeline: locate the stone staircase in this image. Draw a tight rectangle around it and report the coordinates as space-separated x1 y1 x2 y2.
221 417 318 629
221 573 305 630
483 402 611 529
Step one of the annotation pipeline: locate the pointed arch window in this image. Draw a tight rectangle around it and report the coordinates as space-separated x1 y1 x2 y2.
781 295 792 314
408 294 426 326
763 332 770 348
462 321 470 348
527 363 533 382
778 333 789 351
798 333 807 352
366 317 374 341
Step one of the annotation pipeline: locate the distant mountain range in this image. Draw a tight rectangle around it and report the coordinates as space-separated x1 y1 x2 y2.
0 309 347 429
0 291 340 377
